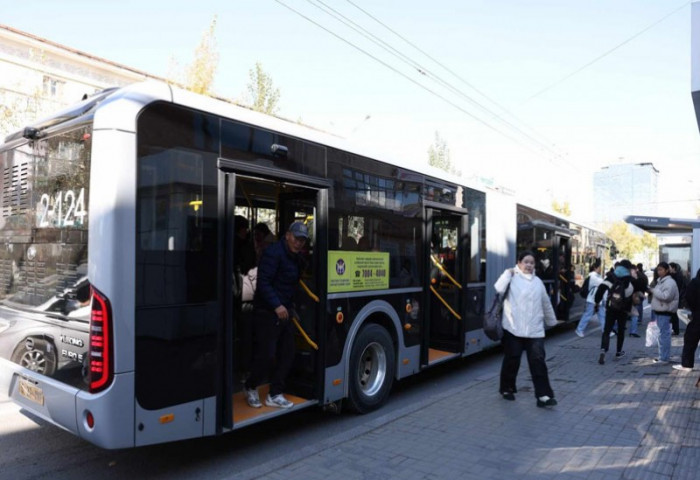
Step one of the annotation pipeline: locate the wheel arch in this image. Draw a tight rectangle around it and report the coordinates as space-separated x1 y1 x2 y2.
341 299 403 397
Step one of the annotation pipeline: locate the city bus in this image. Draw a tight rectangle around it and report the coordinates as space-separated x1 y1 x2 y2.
0 82 607 448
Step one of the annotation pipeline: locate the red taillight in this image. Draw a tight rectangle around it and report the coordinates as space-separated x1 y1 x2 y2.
89 287 113 393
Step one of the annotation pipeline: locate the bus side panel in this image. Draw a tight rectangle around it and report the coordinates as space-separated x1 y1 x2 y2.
134 397 209 447
485 191 517 307
75 372 135 449
89 128 137 374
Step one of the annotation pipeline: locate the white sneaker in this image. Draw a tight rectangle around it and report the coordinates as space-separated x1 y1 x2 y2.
575 330 584 338
265 393 294 409
672 364 693 372
245 388 262 408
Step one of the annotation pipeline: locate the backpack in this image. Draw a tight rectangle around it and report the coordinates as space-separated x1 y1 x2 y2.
579 276 590 299
607 277 631 312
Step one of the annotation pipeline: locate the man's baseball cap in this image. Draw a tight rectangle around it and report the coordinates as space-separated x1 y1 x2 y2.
288 221 309 238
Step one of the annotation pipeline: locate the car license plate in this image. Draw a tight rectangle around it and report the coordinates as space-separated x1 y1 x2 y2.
18 377 44 406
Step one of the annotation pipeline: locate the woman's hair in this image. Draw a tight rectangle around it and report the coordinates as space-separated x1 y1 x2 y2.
657 261 670 271
517 250 535 262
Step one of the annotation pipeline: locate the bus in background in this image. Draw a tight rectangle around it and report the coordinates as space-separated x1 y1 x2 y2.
0 82 606 448
516 204 610 322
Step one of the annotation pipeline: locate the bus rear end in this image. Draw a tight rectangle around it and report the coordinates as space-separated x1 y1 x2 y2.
0 88 142 448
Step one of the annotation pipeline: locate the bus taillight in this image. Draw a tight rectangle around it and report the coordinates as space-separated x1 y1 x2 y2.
89 287 113 393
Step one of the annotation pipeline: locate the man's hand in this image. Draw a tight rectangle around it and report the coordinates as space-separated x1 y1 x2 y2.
275 305 289 320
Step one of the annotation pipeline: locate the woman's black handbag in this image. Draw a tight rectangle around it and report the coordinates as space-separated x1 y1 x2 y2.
483 284 510 341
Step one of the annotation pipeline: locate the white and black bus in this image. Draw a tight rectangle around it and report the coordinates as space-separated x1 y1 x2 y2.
0 83 607 448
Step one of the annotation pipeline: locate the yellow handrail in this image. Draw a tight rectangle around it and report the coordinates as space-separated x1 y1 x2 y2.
429 285 462 320
299 279 320 303
292 316 318 350
430 254 462 289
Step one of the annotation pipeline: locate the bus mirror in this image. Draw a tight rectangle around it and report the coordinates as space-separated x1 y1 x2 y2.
271 144 288 158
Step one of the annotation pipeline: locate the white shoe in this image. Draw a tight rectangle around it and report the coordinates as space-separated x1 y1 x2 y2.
672 364 693 372
575 330 584 338
265 393 294 409
245 388 262 408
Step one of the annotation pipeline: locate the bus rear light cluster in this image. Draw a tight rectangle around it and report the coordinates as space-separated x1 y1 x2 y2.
89 287 113 393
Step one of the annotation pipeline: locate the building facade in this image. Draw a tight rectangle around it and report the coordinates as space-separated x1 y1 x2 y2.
0 24 163 138
592 162 659 229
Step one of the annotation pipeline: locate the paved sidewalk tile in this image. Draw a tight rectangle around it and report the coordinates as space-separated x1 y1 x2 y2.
230 321 700 480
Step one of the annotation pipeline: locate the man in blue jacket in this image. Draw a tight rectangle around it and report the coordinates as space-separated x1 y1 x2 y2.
245 221 308 409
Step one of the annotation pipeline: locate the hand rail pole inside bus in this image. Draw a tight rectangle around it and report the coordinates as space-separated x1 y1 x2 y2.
430 254 462 289
429 285 462 320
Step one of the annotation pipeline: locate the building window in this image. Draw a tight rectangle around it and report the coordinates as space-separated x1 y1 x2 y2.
42 76 64 98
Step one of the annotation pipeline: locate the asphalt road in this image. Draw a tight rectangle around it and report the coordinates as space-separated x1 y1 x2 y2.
0 324 578 480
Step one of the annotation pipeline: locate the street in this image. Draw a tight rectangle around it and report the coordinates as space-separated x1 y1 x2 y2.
0 329 513 480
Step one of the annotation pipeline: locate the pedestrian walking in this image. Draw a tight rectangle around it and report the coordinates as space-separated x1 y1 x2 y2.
628 263 649 339
595 259 635 364
673 268 700 372
575 260 605 337
647 262 679 364
494 251 559 408
628 265 647 338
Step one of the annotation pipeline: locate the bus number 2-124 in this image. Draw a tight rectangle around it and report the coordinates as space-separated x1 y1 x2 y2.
38 188 88 227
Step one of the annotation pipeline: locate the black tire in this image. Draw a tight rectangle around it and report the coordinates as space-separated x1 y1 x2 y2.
11 337 57 377
347 324 395 413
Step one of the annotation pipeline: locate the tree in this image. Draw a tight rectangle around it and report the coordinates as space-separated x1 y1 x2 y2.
428 131 460 176
551 200 571 217
245 62 281 115
605 221 657 261
174 16 219 95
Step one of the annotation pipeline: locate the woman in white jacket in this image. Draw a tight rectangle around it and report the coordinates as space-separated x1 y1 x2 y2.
494 251 559 407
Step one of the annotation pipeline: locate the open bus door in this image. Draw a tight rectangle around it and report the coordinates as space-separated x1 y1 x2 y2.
423 205 468 366
218 161 329 431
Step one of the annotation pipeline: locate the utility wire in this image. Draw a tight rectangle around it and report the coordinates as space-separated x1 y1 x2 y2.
521 1 691 104
272 0 546 158
343 0 568 161
308 0 567 162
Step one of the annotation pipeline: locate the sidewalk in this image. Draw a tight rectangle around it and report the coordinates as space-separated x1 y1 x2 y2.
230 318 700 480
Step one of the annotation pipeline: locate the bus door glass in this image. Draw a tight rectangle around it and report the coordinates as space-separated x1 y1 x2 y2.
425 209 465 362
555 235 573 321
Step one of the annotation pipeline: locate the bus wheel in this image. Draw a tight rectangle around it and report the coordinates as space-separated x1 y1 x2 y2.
11 338 57 377
347 324 395 413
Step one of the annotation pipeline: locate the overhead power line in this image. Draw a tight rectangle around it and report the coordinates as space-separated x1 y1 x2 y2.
272 0 546 157
521 1 691 104
333 0 568 164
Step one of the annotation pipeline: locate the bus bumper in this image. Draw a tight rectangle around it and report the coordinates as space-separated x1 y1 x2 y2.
0 357 135 449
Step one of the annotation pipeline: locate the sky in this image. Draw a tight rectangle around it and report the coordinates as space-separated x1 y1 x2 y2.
2 0 699 223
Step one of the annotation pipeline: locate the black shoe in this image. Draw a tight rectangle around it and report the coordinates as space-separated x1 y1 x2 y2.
615 351 626 358
630 333 640 338
598 352 605 365
501 392 515 401
537 396 557 408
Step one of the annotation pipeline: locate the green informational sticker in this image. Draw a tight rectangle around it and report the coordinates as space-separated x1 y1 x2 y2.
328 251 389 292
